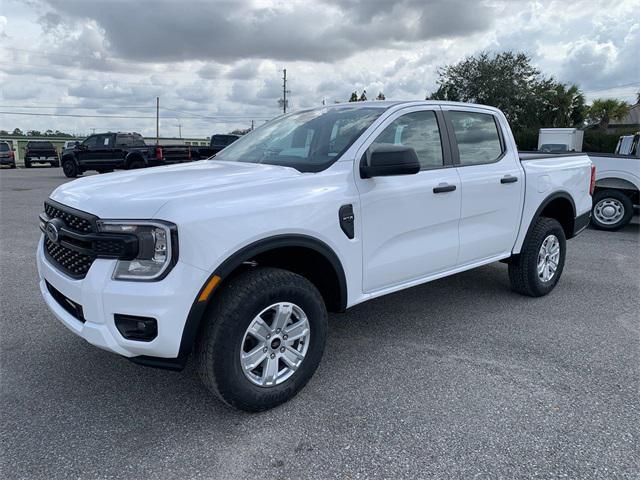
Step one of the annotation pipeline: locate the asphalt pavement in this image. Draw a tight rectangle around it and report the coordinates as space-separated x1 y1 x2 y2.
1 167 639 479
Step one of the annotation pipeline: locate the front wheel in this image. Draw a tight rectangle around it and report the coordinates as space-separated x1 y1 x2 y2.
591 189 633 231
508 217 566 297
62 159 79 178
24 159 32 168
196 267 328 412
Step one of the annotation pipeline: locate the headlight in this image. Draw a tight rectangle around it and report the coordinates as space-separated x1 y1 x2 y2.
97 220 178 281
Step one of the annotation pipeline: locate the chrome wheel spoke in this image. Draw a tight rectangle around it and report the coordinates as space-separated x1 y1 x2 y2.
241 344 268 371
272 303 293 332
284 319 309 342
248 317 271 342
262 356 279 386
281 346 304 370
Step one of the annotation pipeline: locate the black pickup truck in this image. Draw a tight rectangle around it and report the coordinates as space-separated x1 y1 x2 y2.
192 134 240 159
24 141 60 168
60 132 192 178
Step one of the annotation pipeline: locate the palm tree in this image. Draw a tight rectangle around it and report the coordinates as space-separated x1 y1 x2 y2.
586 99 631 130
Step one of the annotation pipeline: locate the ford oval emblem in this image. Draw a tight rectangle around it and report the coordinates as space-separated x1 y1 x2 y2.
45 221 60 243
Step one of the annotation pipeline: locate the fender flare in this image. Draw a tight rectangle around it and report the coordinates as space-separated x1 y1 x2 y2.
130 234 348 371
514 191 577 255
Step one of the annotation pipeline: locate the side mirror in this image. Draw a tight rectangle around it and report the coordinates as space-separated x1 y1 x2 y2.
360 145 421 179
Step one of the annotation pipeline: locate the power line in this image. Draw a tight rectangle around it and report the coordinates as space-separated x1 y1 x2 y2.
0 111 156 119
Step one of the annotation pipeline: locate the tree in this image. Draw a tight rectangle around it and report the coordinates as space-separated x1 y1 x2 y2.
358 90 367 101
376 92 386 100
538 83 587 128
427 51 558 130
12 128 23 136
586 98 631 130
348 91 358 102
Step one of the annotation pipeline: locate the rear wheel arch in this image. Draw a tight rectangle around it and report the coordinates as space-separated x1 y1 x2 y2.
530 192 576 240
175 235 348 366
125 153 145 169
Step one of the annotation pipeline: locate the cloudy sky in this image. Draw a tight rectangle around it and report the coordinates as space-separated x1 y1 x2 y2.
0 0 638 139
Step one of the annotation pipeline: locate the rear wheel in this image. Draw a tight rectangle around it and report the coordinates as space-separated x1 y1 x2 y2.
509 217 566 297
62 159 79 178
591 189 633 231
24 158 32 168
196 267 328 412
127 159 144 169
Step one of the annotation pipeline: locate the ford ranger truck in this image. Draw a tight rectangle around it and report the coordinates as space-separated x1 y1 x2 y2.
37 101 594 411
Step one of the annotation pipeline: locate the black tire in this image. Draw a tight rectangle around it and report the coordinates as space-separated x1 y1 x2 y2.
62 158 79 178
196 267 328 412
508 217 566 297
127 158 144 169
10 163 16 169
591 189 633 231
24 158 32 168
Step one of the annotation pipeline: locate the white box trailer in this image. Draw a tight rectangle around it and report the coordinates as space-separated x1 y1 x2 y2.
538 128 584 152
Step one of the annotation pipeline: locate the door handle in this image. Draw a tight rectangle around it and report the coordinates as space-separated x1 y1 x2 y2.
433 184 457 193
501 175 518 184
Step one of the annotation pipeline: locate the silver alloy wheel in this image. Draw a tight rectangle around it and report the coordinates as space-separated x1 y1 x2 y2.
240 302 311 387
537 234 560 282
593 198 625 226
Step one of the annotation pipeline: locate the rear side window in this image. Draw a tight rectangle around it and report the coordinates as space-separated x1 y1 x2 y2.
116 134 132 146
449 111 503 165
371 110 444 169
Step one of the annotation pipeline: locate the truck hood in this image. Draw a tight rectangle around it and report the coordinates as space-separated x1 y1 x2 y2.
50 160 301 218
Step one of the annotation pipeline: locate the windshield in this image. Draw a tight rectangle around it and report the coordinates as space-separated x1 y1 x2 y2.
213 106 385 172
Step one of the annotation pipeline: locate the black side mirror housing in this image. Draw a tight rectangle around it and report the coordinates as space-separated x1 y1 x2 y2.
360 145 421 179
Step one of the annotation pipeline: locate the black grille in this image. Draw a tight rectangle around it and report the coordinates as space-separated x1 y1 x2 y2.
45 238 95 278
43 201 97 278
44 202 93 233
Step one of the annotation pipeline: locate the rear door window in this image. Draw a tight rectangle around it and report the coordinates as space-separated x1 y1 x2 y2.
449 111 503 165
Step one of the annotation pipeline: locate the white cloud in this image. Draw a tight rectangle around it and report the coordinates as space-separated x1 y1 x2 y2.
0 0 638 138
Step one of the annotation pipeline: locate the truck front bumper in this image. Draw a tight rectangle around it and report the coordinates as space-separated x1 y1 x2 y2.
37 237 209 360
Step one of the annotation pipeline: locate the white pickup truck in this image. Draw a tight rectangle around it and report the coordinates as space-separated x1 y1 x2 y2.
37 101 594 411
588 133 640 230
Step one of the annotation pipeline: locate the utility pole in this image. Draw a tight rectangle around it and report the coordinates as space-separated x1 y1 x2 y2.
156 96 160 145
251 120 254 131
176 121 182 139
282 68 291 114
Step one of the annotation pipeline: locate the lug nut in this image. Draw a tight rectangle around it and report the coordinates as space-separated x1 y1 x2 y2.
266 334 271 339
270 353 276 359
280 347 285 353
283 334 288 340
263 347 268 353
276 328 281 333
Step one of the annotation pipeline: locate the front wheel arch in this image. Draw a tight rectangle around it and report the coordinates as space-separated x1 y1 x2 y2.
175 235 348 366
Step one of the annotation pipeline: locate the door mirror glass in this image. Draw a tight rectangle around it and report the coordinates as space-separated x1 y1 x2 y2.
360 145 421 178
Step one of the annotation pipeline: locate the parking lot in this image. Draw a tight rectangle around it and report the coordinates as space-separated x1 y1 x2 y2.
1 167 638 479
